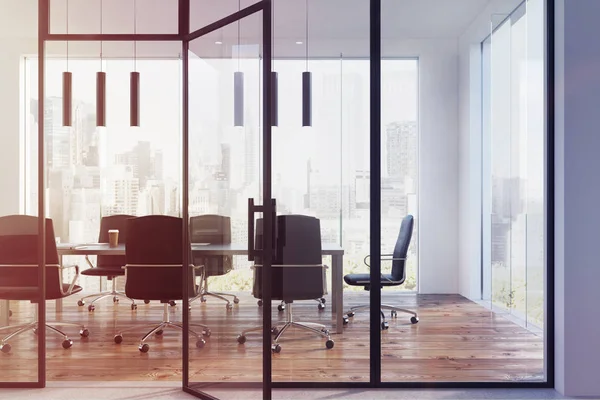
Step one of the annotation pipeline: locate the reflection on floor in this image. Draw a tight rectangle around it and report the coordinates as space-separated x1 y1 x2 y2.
0 293 544 383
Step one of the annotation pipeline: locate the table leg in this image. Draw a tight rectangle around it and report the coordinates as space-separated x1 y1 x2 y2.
0 300 9 327
56 255 64 315
331 254 344 334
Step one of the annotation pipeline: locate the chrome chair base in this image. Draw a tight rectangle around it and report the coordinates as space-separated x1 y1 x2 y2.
194 275 239 310
78 277 136 311
344 304 419 329
237 303 334 352
0 320 88 353
113 303 210 352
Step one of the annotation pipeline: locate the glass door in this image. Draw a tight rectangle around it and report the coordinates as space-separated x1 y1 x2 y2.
182 2 272 399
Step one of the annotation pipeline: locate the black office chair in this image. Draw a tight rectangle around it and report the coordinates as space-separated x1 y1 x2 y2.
0 215 89 353
77 214 137 312
343 214 419 330
237 215 334 353
189 215 238 310
113 215 210 353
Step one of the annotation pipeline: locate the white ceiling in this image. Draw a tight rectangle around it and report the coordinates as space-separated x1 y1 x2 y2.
0 0 517 58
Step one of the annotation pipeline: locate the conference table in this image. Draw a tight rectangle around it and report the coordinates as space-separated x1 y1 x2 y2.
55 242 346 333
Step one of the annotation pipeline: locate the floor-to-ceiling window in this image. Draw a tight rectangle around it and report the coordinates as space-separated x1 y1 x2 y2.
482 0 546 338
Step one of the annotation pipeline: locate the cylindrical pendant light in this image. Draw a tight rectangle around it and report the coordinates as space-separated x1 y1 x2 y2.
302 0 312 127
62 72 72 126
302 71 311 126
97 71 106 127
96 0 106 127
130 72 139 126
234 71 244 126
130 0 140 127
62 0 72 126
271 71 278 126
233 0 244 127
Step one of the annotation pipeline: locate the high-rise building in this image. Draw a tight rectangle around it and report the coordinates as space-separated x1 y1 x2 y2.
103 165 139 216
385 121 418 184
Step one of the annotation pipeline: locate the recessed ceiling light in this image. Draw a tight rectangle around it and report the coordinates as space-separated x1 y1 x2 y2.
215 41 223 45
296 41 303 45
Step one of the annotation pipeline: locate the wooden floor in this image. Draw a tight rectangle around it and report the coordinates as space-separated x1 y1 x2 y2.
0 293 544 383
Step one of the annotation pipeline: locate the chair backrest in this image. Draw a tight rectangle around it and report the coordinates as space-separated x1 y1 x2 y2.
97 214 134 271
0 215 62 298
253 215 325 302
189 215 232 277
124 215 194 301
391 214 414 282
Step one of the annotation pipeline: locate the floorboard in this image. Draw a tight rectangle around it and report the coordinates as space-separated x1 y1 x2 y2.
0 293 544 383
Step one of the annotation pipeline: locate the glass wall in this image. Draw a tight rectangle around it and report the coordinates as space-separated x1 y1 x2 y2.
482 0 545 334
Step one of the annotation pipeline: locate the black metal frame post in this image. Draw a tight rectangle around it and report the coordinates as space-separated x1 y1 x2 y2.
369 0 382 387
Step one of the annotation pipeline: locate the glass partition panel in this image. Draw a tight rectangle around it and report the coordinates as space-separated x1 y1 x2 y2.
30 40 183 381
270 0 370 383
0 54 41 384
185 10 264 396
482 0 546 382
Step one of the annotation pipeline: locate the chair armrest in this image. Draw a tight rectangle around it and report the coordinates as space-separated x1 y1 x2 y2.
252 264 327 269
58 263 80 296
0 263 80 296
363 254 400 267
84 255 95 269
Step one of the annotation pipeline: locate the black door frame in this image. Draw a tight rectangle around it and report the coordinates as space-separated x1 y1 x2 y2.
181 2 273 399
27 0 555 395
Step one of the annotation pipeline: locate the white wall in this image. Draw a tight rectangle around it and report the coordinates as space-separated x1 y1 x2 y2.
457 0 521 300
0 38 36 216
555 0 600 396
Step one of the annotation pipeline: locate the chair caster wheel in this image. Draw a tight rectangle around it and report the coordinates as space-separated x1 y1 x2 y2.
196 339 206 348
0 343 11 353
326 339 334 349
144 300 150 304
391 310 397 318
270 327 279 335
381 321 389 330
88 305 95 312
113 297 119 303
200 297 207 303
114 334 123 344
343 317 349 325
203 330 211 337
169 301 176 307
257 300 263 307
237 335 246 344
410 316 419 324
320 298 326 304
233 298 240 304
347 312 355 318
155 330 164 336
277 304 285 312
272 344 281 353
62 339 73 349
321 328 330 335
77 300 85 307
80 328 90 338
139 343 150 353
131 304 137 311
318 303 325 311
226 303 233 311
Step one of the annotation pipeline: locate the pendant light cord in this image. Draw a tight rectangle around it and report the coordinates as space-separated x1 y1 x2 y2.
305 0 308 70
66 0 69 71
237 0 240 70
134 0 137 71
100 0 103 71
